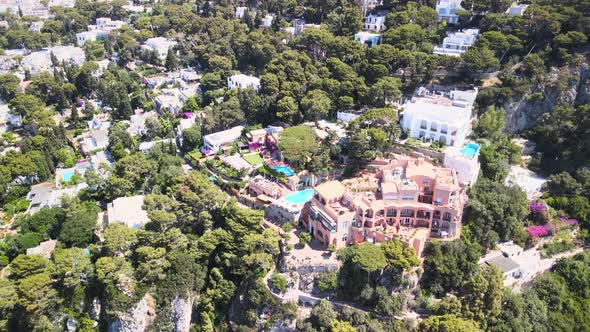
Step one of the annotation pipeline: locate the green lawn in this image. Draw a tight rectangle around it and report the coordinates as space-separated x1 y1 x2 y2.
243 153 263 166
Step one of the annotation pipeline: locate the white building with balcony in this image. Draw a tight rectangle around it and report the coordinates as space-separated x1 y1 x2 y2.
141 37 177 60
436 0 463 24
354 31 381 48
364 13 385 31
433 29 479 56
227 74 260 91
76 17 127 46
401 86 478 147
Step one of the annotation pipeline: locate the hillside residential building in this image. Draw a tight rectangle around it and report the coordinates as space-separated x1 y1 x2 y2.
248 175 285 199
0 0 49 18
106 195 149 229
261 14 274 27
304 155 467 256
506 3 528 16
286 19 321 36
235 6 247 18
76 17 126 45
47 0 75 7
79 120 110 155
433 29 479 56
354 31 381 48
357 0 382 15
401 86 478 147
22 46 86 74
141 37 177 60
127 111 157 137
0 103 22 133
202 125 244 155
267 199 304 224
227 74 261 91
26 182 88 214
30 21 43 32
436 0 463 24
364 13 386 31
246 126 282 152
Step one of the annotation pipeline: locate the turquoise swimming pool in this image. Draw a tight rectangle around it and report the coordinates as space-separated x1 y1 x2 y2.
283 189 315 205
62 171 75 182
459 143 480 157
273 165 295 177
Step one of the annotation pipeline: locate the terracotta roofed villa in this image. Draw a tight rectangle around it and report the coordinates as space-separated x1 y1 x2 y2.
303 154 467 256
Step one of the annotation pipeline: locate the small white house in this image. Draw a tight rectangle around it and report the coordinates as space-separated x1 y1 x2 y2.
401 86 478 147
364 13 386 32
227 74 261 91
30 21 43 33
291 19 321 36
436 0 463 24
235 6 247 18
354 31 381 48
506 3 528 16
202 125 244 155
433 29 479 56
76 31 99 46
76 17 127 46
93 17 126 30
141 37 177 60
261 14 274 27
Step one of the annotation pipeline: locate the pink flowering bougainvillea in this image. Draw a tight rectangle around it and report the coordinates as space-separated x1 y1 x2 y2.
529 200 547 214
527 225 550 238
559 216 579 225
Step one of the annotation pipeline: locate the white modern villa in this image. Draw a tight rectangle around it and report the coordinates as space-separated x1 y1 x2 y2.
227 74 261 91
401 86 478 147
364 13 386 31
202 125 245 155
354 31 381 48
436 0 463 24
433 29 480 56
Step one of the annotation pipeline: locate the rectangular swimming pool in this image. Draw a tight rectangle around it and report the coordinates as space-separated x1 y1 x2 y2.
273 165 295 177
283 189 315 205
459 143 480 157
62 171 76 182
